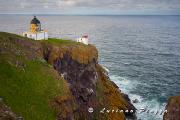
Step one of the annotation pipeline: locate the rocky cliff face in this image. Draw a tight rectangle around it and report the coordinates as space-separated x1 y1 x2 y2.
163 96 180 120
0 32 136 120
42 39 136 120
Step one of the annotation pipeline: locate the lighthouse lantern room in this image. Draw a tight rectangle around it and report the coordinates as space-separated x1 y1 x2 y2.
23 16 48 40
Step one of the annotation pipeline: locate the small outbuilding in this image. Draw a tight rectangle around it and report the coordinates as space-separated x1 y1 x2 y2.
77 34 89 45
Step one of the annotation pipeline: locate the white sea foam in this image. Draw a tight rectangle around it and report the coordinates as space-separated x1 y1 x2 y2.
110 75 165 120
110 75 138 93
135 98 166 120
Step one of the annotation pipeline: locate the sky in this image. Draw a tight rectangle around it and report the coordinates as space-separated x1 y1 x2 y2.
0 0 180 15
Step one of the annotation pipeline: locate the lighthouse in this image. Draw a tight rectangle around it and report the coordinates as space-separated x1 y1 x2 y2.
23 16 48 40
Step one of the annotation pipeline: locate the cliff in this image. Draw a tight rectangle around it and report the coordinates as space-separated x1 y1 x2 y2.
0 32 136 120
163 96 180 120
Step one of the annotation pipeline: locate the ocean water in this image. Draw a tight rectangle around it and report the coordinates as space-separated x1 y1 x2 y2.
0 15 180 120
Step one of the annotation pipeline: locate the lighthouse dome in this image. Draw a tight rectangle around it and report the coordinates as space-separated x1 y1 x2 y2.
31 16 40 24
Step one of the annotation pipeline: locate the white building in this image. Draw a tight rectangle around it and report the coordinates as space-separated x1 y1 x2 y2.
77 35 89 45
23 16 48 40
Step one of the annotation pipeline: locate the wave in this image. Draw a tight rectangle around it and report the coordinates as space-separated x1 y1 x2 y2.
110 75 165 120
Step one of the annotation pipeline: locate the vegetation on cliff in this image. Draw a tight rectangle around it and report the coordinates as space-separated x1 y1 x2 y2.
41 38 98 64
0 32 70 119
0 32 136 120
163 96 180 120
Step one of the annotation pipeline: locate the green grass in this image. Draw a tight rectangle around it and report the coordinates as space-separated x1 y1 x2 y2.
42 38 78 45
0 32 91 119
0 58 65 120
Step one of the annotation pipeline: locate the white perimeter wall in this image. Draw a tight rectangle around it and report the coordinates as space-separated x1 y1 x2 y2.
23 32 48 40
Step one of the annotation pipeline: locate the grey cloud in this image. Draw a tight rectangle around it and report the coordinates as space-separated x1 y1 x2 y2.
0 0 180 14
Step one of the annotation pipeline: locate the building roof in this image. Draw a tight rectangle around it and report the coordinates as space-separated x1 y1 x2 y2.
31 16 40 24
82 35 88 38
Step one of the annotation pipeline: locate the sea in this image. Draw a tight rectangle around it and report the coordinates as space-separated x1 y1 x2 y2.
0 15 180 120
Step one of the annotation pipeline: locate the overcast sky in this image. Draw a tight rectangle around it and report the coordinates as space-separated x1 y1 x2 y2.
0 0 180 15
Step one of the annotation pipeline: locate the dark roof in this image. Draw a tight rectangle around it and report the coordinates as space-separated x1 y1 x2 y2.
31 16 40 24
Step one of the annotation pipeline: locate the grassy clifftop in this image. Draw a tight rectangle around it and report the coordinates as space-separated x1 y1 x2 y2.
0 32 72 119
41 38 98 64
0 32 98 120
0 32 135 120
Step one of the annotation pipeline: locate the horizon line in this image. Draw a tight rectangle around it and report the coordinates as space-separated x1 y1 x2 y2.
0 13 180 16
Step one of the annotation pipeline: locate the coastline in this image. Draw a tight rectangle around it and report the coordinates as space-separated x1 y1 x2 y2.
0 32 136 120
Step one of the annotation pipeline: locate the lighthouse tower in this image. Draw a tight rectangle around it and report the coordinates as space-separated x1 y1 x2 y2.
23 16 48 40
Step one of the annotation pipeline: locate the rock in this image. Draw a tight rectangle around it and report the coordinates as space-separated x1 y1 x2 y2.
109 80 119 89
163 96 180 120
17 116 23 120
121 93 131 102
0 32 137 120
0 101 18 120
132 99 139 103
121 93 137 119
87 88 94 95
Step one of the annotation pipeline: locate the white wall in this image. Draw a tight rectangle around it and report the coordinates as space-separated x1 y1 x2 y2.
23 32 48 40
77 38 88 45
